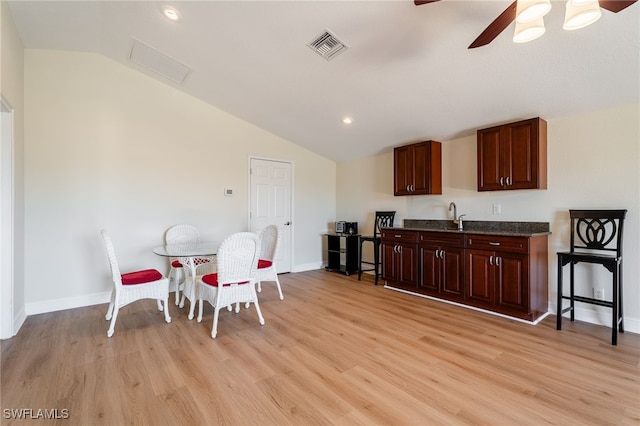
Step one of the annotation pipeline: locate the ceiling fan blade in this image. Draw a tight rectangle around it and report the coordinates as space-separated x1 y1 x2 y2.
468 1 517 49
414 0 441 5
599 0 637 13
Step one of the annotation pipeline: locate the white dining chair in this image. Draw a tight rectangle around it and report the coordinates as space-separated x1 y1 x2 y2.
256 224 284 300
101 230 171 337
196 232 264 338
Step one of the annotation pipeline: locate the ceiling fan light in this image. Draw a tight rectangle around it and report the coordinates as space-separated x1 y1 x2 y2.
513 17 546 43
516 0 552 23
563 0 602 30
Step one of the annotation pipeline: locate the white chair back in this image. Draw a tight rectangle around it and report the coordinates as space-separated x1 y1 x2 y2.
166 224 201 245
101 229 123 288
258 224 280 262
217 232 261 285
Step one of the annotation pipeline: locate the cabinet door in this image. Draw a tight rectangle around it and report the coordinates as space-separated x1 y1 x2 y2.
394 146 412 195
465 249 494 305
505 119 539 190
381 241 398 282
398 242 417 286
478 117 547 192
477 127 504 191
495 252 529 313
441 247 465 299
418 244 439 293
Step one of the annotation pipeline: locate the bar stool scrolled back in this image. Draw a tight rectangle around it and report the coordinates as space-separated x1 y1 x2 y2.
556 209 627 345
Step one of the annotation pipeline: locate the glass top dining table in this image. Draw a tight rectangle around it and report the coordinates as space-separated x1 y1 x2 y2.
152 242 220 258
153 242 220 320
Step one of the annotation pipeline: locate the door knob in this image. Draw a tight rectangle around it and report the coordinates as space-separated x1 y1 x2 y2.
284 221 291 226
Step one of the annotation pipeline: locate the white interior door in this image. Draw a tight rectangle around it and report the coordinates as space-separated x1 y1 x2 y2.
1 95 15 339
249 158 292 273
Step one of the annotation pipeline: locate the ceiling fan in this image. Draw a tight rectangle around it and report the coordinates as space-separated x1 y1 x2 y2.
414 0 638 48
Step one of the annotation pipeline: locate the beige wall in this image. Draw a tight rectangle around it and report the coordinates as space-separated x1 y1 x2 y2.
1 0 26 334
23 49 335 312
337 104 640 332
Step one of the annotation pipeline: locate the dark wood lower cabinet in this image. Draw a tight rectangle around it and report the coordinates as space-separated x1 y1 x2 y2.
381 230 418 287
383 230 548 322
418 232 465 301
466 249 529 316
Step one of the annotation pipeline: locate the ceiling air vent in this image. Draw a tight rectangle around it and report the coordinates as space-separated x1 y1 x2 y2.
307 30 349 61
129 38 192 84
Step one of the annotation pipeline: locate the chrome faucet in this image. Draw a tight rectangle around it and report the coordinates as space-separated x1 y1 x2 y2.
448 202 457 223
449 202 466 230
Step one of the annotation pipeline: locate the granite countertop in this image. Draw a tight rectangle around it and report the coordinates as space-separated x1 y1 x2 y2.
385 219 551 237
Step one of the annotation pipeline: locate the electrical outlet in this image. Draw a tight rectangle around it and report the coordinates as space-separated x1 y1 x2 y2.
492 204 502 214
594 288 605 300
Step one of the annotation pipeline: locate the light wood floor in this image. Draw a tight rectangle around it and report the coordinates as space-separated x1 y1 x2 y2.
2 270 639 425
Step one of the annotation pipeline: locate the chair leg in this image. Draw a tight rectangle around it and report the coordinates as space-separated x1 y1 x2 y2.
358 238 364 281
619 260 624 333
187 280 197 320
105 291 116 321
556 256 563 331
612 266 618 345
275 275 284 300
252 288 265 325
163 297 171 324
373 240 380 286
107 305 120 337
211 306 221 339
157 300 163 311
569 262 575 322
197 299 204 323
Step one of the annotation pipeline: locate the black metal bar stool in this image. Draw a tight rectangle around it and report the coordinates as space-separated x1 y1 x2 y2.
358 211 395 285
556 209 627 345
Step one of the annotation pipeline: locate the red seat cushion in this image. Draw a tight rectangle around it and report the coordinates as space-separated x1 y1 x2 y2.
171 260 183 268
121 269 163 285
201 273 249 287
258 259 272 269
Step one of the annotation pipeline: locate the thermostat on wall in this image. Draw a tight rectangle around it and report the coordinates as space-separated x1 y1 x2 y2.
224 188 233 197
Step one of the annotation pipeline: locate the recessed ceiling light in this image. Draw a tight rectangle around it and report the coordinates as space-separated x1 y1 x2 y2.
342 117 353 125
162 6 181 22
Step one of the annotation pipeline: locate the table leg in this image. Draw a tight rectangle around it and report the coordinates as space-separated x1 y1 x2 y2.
187 257 197 320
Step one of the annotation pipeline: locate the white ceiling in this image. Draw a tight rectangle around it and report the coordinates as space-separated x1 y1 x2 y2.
7 0 640 162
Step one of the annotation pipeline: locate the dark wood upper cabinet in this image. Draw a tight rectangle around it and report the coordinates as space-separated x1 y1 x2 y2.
477 117 547 191
394 140 442 196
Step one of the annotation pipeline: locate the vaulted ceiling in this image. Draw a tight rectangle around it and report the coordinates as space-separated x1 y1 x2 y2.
7 1 640 162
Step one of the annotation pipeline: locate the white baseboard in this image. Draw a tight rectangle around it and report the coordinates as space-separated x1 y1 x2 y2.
292 262 323 273
12 305 27 337
554 303 640 334
25 291 111 316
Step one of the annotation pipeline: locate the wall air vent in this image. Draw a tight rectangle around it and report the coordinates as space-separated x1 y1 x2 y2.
307 30 349 61
129 38 192 84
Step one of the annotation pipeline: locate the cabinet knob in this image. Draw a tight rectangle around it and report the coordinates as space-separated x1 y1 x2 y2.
489 256 494 265
496 257 501 266
499 177 504 186
489 242 500 246
506 176 512 186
